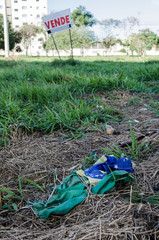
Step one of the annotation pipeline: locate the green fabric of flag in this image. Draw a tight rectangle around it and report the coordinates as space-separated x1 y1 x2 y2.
29 170 133 219
91 170 133 194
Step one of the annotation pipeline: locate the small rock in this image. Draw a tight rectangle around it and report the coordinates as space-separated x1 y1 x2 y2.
105 125 115 135
140 108 147 111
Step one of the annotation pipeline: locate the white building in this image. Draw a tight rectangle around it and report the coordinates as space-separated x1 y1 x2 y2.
0 0 48 55
0 0 47 29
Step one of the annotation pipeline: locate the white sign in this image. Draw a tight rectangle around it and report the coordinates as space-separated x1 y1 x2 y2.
42 9 71 35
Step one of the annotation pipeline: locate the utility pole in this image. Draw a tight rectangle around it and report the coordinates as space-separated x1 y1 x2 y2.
3 0 9 58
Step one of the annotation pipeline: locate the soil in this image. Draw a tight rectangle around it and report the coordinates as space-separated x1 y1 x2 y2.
0 91 159 240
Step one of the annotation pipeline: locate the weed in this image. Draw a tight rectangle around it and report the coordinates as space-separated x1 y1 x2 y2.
101 145 124 159
132 191 159 204
127 97 140 106
101 126 150 161
82 152 98 167
149 97 159 115
0 177 45 212
21 178 45 192
126 126 150 160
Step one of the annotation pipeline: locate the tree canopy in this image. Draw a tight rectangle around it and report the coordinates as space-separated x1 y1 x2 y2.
130 29 159 56
71 5 96 27
103 36 116 52
0 14 21 50
100 16 139 38
43 27 96 52
20 25 39 55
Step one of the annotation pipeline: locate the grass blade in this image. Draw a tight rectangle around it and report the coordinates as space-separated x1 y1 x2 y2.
21 178 45 192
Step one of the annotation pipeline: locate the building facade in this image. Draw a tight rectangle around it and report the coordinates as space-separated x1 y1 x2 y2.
0 0 47 29
0 0 48 55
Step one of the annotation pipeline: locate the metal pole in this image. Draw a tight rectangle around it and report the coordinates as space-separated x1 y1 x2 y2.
69 28 73 59
51 34 61 60
3 0 9 58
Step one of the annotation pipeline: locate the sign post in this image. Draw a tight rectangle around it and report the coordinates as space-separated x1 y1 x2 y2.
51 34 61 59
69 28 73 59
42 9 73 59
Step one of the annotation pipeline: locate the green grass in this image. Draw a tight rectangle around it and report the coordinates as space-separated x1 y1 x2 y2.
0 55 159 146
101 125 151 161
0 176 45 211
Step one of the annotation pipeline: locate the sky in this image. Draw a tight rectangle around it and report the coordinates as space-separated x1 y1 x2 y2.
47 0 159 38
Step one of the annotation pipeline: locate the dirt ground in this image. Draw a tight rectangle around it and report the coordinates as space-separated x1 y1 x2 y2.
0 91 159 240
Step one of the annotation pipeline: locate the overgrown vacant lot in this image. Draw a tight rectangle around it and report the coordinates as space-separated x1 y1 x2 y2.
0 56 159 239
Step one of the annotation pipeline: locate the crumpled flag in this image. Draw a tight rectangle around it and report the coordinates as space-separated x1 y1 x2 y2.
29 169 134 220
76 169 102 185
77 155 108 185
91 170 134 194
84 155 134 179
28 172 87 220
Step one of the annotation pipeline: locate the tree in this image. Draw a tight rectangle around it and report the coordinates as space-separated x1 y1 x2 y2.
15 45 22 52
43 31 70 53
71 6 96 56
20 25 39 56
43 27 96 56
103 36 116 53
119 39 131 55
38 24 49 56
121 17 139 38
130 29 159 56
73 27 96 56
14 31 22 44
100 17 139 41
72 5 96 27
100 18 122 37
0 14 21 50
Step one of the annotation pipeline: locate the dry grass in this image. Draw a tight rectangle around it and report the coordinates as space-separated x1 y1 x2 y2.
0 91 159 240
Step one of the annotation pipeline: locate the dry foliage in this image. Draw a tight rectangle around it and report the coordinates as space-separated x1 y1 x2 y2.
0 92 159 240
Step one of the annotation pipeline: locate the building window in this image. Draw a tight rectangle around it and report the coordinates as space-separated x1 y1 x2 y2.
0 6 2 9
14 1 18 3
36 0 39 1
23 22 28 25
15 17 19 20
37 15 40 18
15 25 19 28
22 0 27 1
36 6 39 9
22 6 27 9
22 14 27 17
14 9 18 11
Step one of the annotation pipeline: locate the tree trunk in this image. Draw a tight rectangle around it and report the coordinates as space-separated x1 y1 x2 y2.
81 47 84 56
26 47 28 56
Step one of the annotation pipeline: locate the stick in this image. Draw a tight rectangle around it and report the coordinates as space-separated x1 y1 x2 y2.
51 34 61 60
